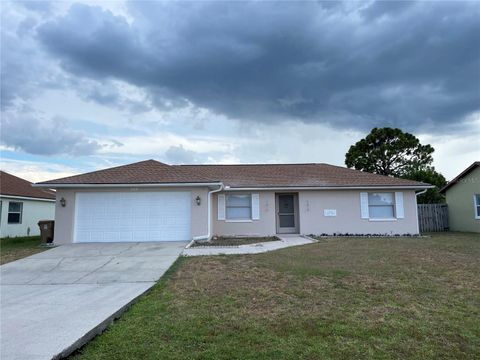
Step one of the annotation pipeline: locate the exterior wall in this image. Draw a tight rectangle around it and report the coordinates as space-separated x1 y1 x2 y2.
445 167 480 233
54 187 209 244
0 196 55 237
213 189 419 236
53 186 421 243
298 190 418 235
211 191 277 236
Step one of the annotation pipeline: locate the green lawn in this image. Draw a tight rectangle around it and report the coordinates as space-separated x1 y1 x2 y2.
0 236 48 265
70 232 479 360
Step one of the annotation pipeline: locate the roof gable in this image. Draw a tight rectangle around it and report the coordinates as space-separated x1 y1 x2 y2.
0 171 55 200
36 160 430 189
440 162 480 193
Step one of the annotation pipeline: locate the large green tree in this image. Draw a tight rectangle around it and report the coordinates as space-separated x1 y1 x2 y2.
401 168 446 203
345 127 446 204
345 127 434 177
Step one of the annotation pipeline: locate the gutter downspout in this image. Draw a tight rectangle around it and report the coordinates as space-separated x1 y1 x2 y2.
187 183 223 247
414 189 428 235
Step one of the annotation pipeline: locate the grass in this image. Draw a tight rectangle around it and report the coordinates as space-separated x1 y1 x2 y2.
191 236 280 247
0 236 49 265
70 232 479 360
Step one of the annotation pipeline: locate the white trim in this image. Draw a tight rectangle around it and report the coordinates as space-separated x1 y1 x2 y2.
224 185 433 191
217 194 226 221
0 194 55 202
225 219 253 223
368 218 398 222
73 192 79 243
33 182 433 191
251 193 260 220
474 194 480 220
33 182 223 189
360 192 369 219
395 192 405 219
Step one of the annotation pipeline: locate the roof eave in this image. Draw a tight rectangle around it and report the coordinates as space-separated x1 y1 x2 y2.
0 194 56 202
440 162 479 194
209 185 434 191
33 182 433 191
32 182 224 189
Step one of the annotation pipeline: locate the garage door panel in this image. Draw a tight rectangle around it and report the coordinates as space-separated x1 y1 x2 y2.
74 191 191 243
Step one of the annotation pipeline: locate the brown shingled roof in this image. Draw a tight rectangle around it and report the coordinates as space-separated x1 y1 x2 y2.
178 163 431 188
36 159 430 188
36 160 215 185
1 171 55 200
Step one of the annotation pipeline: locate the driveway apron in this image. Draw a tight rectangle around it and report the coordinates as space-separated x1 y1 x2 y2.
0 242 187 360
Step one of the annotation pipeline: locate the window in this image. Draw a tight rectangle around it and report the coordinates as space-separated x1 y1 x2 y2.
8 202 23 224
368 193 395 219
475 194 480 219
226 194 252 220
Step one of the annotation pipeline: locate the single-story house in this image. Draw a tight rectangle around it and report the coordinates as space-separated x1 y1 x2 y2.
0 171 56 237
34 160 432 244
440 162 480 233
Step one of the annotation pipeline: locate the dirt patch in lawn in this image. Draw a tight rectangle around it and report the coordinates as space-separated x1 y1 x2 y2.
190 236 280 247
0 236 49 264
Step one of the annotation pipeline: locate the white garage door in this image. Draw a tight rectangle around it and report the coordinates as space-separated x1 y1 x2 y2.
74 191 191 243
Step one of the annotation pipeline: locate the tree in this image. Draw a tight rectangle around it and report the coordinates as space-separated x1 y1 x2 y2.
401 168 446 204
345 127 434 177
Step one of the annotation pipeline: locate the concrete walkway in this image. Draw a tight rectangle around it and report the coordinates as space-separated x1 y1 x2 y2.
0 242 187 360
182 235 315 256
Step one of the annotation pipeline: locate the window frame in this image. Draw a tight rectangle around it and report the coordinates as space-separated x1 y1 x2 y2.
225 194 252 221
368 192 396 220
474 194 480 220
8 201 23 224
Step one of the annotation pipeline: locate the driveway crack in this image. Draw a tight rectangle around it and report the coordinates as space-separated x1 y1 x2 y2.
73 257 116 283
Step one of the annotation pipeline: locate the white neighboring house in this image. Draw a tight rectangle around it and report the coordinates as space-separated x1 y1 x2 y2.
0 171 56 238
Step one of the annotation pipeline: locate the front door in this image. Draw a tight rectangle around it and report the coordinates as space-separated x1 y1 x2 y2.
276 193 299 234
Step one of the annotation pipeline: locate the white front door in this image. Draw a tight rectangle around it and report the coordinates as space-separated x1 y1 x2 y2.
74 191 191 242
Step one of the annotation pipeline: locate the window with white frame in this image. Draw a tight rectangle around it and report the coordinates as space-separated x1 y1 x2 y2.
475 194 480 219
8 201 23 224
368 193 395 219
226 194 252 220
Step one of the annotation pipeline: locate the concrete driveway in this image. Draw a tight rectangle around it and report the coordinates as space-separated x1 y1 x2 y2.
0 242 187 360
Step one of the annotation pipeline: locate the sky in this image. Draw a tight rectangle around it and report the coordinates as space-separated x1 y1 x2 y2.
1 0 479 183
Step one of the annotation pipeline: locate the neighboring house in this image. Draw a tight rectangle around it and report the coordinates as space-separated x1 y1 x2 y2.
0 171 56 237
34 160 432 244
440 162 480 233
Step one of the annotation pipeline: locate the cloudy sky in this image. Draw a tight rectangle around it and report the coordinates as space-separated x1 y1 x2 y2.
1 0 479 182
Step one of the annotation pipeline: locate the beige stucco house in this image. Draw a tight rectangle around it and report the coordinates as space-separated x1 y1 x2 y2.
441 162 480 233
34 160 432 244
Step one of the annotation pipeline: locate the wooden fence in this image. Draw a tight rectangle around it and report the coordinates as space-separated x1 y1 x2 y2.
417 204 449 232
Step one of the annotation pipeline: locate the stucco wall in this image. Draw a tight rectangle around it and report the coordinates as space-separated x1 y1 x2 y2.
211 191 277 236
0 196 55 237
445 167 480 233
54 187 421 243
54 187 209 244
213 189 419 236
298 190 418 235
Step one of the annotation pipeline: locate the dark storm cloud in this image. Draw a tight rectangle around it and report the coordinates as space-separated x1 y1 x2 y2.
26 1 480 131
2 113 102 155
